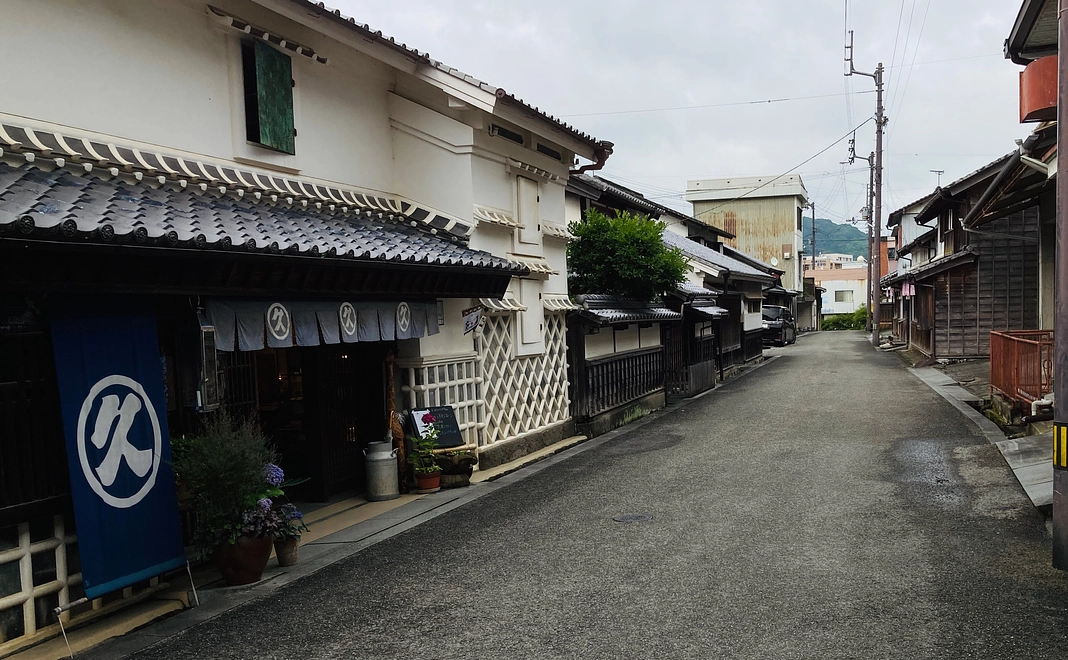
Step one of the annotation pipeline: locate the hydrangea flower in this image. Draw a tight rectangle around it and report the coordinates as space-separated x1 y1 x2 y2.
257 497 273 511
263 463 285 487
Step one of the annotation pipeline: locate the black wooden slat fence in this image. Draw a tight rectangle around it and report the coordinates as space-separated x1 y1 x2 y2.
574 346 664 419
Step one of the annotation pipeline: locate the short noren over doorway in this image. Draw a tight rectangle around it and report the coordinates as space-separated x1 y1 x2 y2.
217 342 390 502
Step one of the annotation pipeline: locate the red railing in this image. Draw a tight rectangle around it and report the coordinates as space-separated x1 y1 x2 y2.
990 330 1054 408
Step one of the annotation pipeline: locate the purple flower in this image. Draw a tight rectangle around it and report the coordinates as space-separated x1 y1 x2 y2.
421 413 436 425
263 463 285 487
257 497 273 511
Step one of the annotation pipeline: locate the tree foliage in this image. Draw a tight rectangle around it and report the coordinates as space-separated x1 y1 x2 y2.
822 306 869 330
567 208 688 301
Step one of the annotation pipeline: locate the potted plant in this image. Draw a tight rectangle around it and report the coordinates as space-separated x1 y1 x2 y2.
273 502 309 567
410 412 442 493
172 413 287 585
436 449 478 488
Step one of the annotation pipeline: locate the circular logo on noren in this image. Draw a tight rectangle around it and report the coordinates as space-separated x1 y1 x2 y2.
396 302 411 333
267 302 291 341
77 375 162 509
339 302 357 336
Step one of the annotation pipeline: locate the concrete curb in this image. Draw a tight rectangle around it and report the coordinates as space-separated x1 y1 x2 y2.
909 366 1006 445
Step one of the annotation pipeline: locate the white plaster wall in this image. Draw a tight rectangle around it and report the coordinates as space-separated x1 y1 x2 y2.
565 193 583 227
388 94 474 222
3 0 397 192
585 330 614 359
639 324 662 348
543 239 569 295
614 326 640 352
468 225 513 259
413 298 478 357
472 154 515 218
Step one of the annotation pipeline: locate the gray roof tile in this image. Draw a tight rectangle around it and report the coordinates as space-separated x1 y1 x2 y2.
0 160 526 275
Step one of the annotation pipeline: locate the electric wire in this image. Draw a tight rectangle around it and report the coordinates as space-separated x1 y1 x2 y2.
558 90 875 118
696 116 875 216
889 0 932 138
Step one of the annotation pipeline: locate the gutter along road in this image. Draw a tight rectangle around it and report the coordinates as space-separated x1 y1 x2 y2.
122 331 1068 659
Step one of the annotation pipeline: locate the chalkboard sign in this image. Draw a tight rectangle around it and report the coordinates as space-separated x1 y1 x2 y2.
409 406 465 448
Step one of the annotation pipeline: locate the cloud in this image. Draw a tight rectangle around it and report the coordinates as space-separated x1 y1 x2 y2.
329 0 1030 225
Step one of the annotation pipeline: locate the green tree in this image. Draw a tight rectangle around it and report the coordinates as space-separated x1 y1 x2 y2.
567 208 688 301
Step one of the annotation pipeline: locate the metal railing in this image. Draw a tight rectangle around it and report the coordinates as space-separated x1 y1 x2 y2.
990 330 1054 408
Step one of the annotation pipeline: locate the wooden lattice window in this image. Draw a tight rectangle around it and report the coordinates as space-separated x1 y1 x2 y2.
242 40 296 154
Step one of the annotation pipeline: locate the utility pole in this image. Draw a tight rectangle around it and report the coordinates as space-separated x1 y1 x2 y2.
845 135 876 334
810 201 817 330
846 31 887 348
1052 0 1068 570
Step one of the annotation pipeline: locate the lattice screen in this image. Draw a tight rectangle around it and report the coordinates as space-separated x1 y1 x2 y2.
476 312 570 446
398 355 485 448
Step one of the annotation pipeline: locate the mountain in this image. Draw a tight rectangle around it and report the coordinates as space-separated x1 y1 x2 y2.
801 217 868 261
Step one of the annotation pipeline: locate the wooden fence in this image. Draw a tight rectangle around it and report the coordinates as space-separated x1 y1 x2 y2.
574 346 664 419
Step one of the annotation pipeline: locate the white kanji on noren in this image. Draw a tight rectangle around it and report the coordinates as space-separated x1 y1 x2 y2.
76 375 162 509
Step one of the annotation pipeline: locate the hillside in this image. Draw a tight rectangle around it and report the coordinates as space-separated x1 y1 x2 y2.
801 217 868 260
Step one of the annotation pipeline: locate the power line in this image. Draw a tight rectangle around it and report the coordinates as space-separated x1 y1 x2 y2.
557 90 875 118
697 116 875 216
889 0 932 139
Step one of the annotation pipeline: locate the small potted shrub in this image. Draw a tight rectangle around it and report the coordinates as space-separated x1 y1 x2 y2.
410 412 442 493
172 414 291 585
273 502 309 567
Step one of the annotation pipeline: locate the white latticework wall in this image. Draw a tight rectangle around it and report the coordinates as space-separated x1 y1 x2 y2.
476 311 570 446
398 354 485 448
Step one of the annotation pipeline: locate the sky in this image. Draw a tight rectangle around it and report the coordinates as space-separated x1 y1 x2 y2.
330 0 1027 232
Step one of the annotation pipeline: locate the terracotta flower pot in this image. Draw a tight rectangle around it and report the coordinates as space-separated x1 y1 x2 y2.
215 535 274 586
274 538 299 567
414 471 441 493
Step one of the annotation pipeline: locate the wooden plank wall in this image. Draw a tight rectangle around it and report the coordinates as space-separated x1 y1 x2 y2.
933 205 1039 358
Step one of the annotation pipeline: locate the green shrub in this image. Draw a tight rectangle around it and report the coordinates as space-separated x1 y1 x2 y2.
171 413 278 548
823 305 868 331
567 208 688 301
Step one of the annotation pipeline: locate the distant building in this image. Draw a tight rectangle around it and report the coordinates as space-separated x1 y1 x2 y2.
685 175 809 296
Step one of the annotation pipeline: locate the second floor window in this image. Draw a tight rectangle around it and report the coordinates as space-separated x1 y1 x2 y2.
242 40 296 154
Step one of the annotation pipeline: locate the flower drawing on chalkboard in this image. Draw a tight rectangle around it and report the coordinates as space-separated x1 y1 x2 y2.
411 412 442 474
420 412 440 443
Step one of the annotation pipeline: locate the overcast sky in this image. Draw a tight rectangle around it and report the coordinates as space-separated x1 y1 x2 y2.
332 0 1026 234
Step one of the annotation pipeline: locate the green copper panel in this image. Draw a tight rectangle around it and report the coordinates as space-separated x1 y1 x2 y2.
254 40 295 154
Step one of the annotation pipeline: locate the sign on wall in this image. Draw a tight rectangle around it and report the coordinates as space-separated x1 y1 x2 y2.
50 297 186 599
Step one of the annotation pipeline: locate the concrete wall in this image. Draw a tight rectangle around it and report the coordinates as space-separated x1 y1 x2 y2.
818 274 869 316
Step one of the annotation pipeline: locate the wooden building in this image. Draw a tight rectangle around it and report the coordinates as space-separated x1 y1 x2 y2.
882 138 1048 359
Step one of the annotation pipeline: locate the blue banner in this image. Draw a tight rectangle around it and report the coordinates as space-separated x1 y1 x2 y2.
50 297 185 599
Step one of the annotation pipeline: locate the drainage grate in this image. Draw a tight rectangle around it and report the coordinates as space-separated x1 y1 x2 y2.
612 514 653 523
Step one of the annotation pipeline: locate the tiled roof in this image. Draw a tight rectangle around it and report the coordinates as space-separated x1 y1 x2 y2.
286 0 609 155
661 230 774 282
573 294 682 325
0 120 475 239
0 157 526 274
675 282 722 299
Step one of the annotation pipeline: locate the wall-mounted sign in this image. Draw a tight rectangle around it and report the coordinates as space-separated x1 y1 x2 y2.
462 306 482 335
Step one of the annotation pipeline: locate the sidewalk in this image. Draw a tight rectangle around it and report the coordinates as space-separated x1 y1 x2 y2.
908 362 1053 512
11 435 592 660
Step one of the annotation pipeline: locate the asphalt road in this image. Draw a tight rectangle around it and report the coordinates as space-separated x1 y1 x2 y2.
124 331 1068 659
